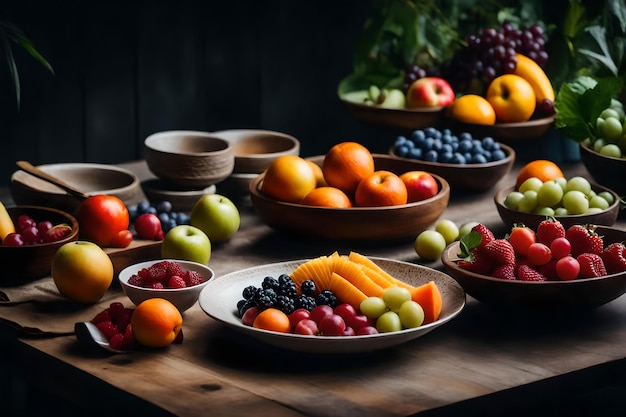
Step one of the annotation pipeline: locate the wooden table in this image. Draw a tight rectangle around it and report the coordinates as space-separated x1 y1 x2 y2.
2 160 626 417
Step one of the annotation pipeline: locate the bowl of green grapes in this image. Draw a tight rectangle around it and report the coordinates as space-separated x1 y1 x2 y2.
494 175 620 231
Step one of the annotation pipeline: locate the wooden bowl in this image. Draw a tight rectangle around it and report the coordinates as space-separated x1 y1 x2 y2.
0 205 79 285
441 226 626 310
10 163 140 213
579 141 626 196
212 129 300 174
249 154 450 241
144 130 235 189
447 115 554 142
389 143 515 191
494 184 620 231
140 179 216 212
341 99 445 130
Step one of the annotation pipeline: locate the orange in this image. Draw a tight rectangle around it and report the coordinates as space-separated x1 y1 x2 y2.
515 160 565 190
447 94 496 126
252 308 291 333
130 298 183 348
306 160 328 187
260 155 317 203
486 74 536 123
322 142 375 196
354 170 408 207
301 186 353 208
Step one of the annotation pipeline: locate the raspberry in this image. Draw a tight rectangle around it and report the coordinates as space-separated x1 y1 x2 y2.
483 239 516 265
566 225 604 257
471 224 495 250
151 281 165 289
517 264 547 281
168 275 187 289
601 243 626 274
96 321 118 340
536 217 566 246
128 274 144 287
108 333 126 351
164 261 185 278
183 270 205 287
115 307 134 332
139 264 168 282
577 253 607 278
108 302 126 323
491 263 516 280
91 309 111 325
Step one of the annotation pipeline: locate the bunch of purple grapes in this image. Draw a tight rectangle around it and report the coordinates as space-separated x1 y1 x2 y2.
440 22 548 94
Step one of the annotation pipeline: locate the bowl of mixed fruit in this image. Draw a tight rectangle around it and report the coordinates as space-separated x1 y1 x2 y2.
0 204 78 284
441 221 626 310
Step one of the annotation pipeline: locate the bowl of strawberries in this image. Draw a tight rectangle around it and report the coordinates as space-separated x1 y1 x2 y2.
441 220 626 310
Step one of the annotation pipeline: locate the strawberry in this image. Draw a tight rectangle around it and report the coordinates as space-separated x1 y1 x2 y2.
491 263 516 280
483 239 516 265
517 264 547 281
471 224 495 250
537 258 558 281
577 253 607 278
536 217 565 246
565 224 604 257
600 242 626 274
457 249 495 275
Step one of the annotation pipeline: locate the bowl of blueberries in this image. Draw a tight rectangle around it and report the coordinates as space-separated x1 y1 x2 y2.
389 127 515 192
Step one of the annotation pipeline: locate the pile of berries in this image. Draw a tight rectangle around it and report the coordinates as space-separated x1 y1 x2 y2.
127 260 206 289
236 274 340 318
128 200 191 237
456 220 626 281
2 214 72 246
392 127 507 165
90 302 135 351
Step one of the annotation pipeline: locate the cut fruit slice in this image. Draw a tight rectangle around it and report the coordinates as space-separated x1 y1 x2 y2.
328 272 368 307
411 281 443 324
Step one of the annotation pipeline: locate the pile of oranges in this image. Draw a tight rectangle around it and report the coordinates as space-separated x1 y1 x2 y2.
260 142 433 208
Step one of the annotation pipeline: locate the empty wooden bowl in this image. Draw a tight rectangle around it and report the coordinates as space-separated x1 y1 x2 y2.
494 183 620 231
212 129 300 174
0 205 79 285
579 141 626 196
10 163 139 213
144 130 235 189
249 154 450 241
441 225 626 310
389 142 515 192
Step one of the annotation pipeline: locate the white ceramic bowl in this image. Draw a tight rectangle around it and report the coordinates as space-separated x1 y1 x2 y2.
118 259 214 313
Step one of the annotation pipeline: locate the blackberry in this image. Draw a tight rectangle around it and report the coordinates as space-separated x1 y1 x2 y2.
278 281 297 298
277 274 292 286
237 299 255 317
295 294 317 311
242 285 259 300
255 288 277 308
262 276 279 291
300 280 316 297
274 295 296 315
316 290 338 308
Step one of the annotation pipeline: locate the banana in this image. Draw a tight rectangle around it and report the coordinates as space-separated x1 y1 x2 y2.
0 201 16 242
513 53 555 104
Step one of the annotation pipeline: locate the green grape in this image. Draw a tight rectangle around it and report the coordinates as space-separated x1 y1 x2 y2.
517 190 538 213
585 207 603 214
598 191 615 205
594 137 607 152
458 221 479 239
376 311 402 333
359 296 388 320
519 177 543 193
398 300 424 328
504 191 524 209
533 206 555 216
600 108 622 121
414 230 447 261
554 207 569 216
601 116 623 141
600 144 622 158
555 177 567 190
382 287 412 312
435 219 459 245
537 180 563 207
565 176 592 195
562 190 589 214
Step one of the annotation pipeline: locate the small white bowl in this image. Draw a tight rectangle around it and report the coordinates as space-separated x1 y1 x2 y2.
118 259 214 313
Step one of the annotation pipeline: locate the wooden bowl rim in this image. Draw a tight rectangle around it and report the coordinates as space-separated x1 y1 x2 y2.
340 98 446 115
212 129 300 158
144 130 233 156
579 140 626 162
5 205 79 247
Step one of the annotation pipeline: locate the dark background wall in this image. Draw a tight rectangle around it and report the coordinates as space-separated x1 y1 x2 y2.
0 0 402 186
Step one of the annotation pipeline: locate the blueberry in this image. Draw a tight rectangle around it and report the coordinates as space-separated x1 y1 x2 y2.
442 128 452 136
395 145 409 157
158 212 170 225
459 132 473 141
438 152 453 163
424 150 438 162
424 137 435 150
137 201 151 214
424 127 438 138
481 136 496 150
146 206 157 215
411 129 426 142
128 206 138 222
441 143 454 154
395 135 408 147
156 201 172 213
177 213 191 224
471 154 488 164
409 147 423 160
459 139 473 153
452 153 466 164
491 149 507 161
432 139 443 152
163 218 177 233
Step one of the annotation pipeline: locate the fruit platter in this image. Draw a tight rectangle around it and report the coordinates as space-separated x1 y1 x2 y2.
199 253 466 354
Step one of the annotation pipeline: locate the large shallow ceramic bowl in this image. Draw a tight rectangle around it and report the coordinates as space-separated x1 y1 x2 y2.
118 259 214 313
249 154 450 241
10 163 140 213
441 226 626 310
0 205 79 285
341 98 446 130
446 115 554 142
199 257 466 354
494 184 620 231
144 130 235 189
212 129 300 174
389 143 515 191
579 141 626 196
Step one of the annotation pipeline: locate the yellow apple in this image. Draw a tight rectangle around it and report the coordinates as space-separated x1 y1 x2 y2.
486 74 536 123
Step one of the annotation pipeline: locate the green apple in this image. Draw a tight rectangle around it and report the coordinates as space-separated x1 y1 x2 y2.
190 194 240 243
161 225 212 265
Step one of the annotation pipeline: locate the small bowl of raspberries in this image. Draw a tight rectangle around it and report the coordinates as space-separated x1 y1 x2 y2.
441 220 626 311
118 259 214 313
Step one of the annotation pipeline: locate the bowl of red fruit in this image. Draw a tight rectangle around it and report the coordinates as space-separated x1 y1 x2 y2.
118 259 214 313
441 221 626 310
0 205 79 285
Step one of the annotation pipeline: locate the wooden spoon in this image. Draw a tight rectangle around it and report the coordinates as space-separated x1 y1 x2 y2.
15 160 90 201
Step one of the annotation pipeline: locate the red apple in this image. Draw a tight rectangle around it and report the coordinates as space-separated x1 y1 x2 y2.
406 77 455 108
399 171 439 203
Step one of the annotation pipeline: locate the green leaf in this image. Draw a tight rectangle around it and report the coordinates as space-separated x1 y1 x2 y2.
458 231 482 259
